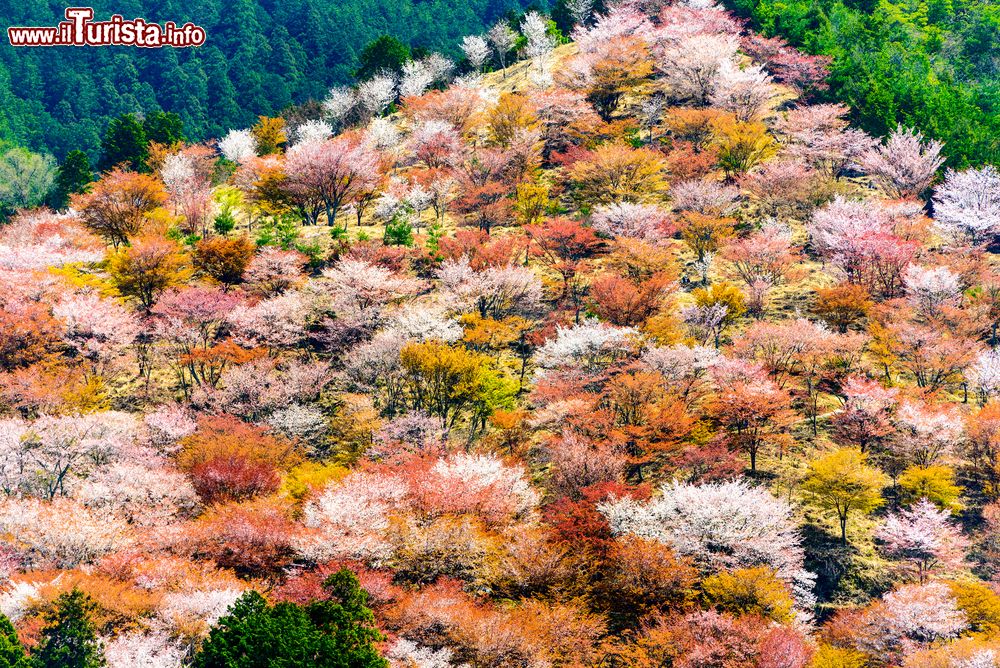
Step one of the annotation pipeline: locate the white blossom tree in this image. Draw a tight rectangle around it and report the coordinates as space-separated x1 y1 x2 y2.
709 59 778 122
535 319 638 370
658 34 739 103
599 479 815 606
933 165 1000 245
461 35 490 72
217 129 257 164
903 264 962 318
487 21 519 73
860 126 944 199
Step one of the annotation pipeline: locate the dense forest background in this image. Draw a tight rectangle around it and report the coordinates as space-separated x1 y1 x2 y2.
0 0 542 160
722 0 1000 167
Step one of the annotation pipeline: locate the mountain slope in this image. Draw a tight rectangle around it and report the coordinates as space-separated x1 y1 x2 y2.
0 0 540 159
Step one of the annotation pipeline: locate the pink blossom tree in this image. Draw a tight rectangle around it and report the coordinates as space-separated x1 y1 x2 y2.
859 126 944 199
892 400 964 468
709 60 778 122
881 582 967 647
776 104 875 175
657 34 738 103
284 136 383 229
832 376 898 453
722 222 798 288
243 247 306 296
53 291 141 369
876 499 969 583
590 202 672 241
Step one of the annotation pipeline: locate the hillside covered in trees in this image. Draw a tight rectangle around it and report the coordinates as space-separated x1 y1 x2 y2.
723 0 1000 167
0 0 540 159
6 0 1000 666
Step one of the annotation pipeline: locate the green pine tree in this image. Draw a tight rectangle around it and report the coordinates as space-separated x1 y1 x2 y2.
194 569 387 668
51 150 93 209
98 113 147 172
0 613 26 668
354 35 410 80
142 111 185 147
31 590 105 668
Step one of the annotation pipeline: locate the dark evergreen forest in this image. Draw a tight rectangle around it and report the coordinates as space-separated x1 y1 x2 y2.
0 0 540 159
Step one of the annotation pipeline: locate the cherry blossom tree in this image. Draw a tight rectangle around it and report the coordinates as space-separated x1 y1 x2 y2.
142 404 197 453
159 147 215 236
400 60 436 99
882 582 967 647
407 120 464 169
670 179 739 216
301 471 410 562
832 376 898 453
0 411 135 500
322 86 358 128
808 196 921 297
903 264 963 318
599 480 815 606
487 21 519 73
741 33 831 95
658 34 739 103
969 349 1000 405
535 320 638 370
357 72 398 117
933 165 1000 245
876 499 969 583
892 400 964 468
409 451 540 523
722 222 797 287
243 247 306 296
292 119 333 146
0 496 132 568
284 135 383 228
521 11 555 61
461 35 490 72
776 104 874 175
218 129 258 164
709 60 778 122
104 632 186 668
53 292 140 367
590 202 672 241
860 126 944 199
227 290 311 349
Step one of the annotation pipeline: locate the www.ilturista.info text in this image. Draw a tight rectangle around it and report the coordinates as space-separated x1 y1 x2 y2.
7 7 206 47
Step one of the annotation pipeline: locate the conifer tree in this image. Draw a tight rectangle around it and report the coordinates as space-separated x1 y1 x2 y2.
31 589 105 668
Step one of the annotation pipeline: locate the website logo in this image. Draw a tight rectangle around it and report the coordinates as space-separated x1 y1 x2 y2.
7 7 206 47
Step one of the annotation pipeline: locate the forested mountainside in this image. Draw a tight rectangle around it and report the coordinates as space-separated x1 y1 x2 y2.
0 0 540 158
7 0 1000 666
722 0 1000 167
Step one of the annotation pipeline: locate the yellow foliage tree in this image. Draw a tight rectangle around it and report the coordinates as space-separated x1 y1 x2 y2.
400 341 489 427
251 115 287 155
810 645 869 668
487 93 541 148
107 235 192 309
711 117 778 177
701 566 795 623
568 142 668 206
949 580 1000 634
679 211 736 262
802 447 888 545
898 465 964 511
